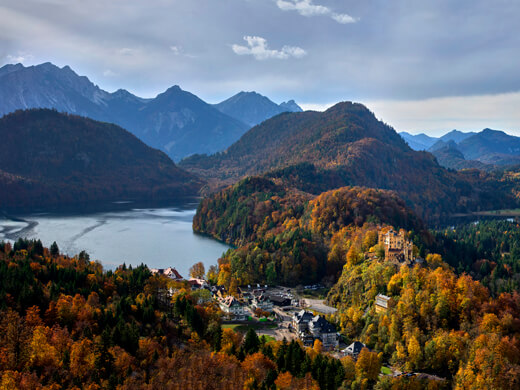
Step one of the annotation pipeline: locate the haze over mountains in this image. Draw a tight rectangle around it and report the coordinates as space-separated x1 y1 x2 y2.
0 62 301 161
0 109 201 209
401 129 520 169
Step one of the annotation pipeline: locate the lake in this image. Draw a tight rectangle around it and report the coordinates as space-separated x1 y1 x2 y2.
0 201 231 278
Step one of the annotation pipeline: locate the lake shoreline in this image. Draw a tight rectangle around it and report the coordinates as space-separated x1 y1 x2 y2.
0 200 230 277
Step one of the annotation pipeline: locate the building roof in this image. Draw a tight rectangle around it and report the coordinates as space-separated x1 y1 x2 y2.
219 296 242 308
150 267 183 280
310 315 337 333
375 294 391 308
294 309 314 323
266 294 291 305
344 341 365 354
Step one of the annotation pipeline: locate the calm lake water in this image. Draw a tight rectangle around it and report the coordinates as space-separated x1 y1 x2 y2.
0 201 231 278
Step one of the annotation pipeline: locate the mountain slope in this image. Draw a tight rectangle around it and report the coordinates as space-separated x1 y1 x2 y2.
214 91 302 127
457 129 520 164
0 63 249 161
440 129 475 143
124 86 249 161
181 102 516 221
428 140 490 170
400 132 438 150
400 129 475 151
0 109 201 209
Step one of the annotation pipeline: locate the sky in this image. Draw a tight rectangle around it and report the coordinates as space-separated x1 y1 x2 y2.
1 0 519 136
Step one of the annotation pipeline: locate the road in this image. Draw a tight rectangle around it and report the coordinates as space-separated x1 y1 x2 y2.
302 298 338 314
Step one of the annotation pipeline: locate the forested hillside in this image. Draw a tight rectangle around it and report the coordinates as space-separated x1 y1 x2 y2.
0 239 399 389
194 178 520 389
195 177 428 288
182 102 517 222
433 220 520 295
0 109 202 209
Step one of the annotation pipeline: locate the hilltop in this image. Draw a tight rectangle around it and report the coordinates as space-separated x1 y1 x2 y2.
0 109 201 209
182 102 516 221
214 91 302 127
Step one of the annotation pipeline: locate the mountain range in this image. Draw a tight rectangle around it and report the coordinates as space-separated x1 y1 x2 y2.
0 62 301 161
0 109 201 209
400 130 475 151
181 102 515 221
401 129 520 169
214 91 302 127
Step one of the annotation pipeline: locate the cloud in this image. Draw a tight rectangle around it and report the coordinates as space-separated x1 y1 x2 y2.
6 53 34 64
232 36 306 60
170 45 182 55
276 0 356 24
103 69 117 77
116 48 136 56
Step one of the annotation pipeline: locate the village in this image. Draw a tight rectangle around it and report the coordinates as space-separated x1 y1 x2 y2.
150 227 427 367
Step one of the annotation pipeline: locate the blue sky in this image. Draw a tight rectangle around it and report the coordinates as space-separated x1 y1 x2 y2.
1 0 519 135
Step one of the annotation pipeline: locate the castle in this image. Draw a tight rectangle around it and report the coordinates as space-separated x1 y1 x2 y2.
378 229 414 263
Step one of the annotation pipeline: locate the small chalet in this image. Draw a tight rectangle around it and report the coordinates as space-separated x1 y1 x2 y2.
267 294 291 307
219 296 247 321
293 310 314 332
375 294 391 313
343 341 366 358
150 267 183 281
251 293 274 312
188 278 208 290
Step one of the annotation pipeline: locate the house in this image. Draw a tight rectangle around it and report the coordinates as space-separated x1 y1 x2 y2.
150 267 183 281
251 293 274 312
378 229 414 263
375 294 391 313
219 296 247 321
309 315 339 349
188 278 208 290
293 310 314 332
210 285 226 298
267 294 291 307
343 341 366 358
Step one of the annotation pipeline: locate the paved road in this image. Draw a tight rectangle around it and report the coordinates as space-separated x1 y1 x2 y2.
302 298 338 314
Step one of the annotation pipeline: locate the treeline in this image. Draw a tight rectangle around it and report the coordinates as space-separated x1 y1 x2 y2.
433 219 520 295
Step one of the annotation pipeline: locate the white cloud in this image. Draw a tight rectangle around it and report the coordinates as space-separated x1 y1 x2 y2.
170 45 182 55
232 36 306 60
116 48 136 56
276 0 356 24
331 13 356 24
103 69 117 77
6 52 34 64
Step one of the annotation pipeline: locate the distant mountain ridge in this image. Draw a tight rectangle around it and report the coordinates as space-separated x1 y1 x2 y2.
401 128 520 169
0 63 255 161
400 130 475 151
181 101 516 221
214 91 302 127
0 109 202 209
